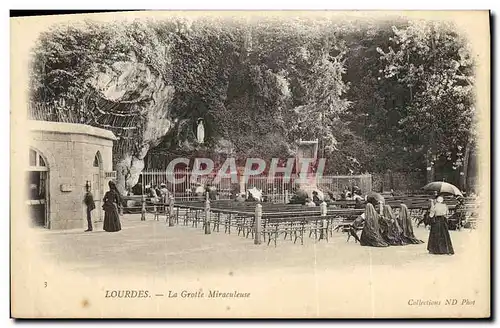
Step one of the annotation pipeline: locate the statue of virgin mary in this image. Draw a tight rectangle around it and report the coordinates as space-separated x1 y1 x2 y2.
196 118 205 144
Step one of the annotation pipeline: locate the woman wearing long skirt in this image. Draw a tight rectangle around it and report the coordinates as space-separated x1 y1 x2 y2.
359 203 389 247
398 204 424 244
427 196 454 255
380 204 406 246
103 181 122 232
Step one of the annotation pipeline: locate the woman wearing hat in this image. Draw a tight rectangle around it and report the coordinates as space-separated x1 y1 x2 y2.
102 181 122 232
427 196 454 255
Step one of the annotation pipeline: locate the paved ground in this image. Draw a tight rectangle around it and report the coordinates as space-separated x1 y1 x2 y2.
35 212 477 276
28 212 488 318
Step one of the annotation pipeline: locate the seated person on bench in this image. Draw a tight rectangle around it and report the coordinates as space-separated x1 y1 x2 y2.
398 203 424 244
354 197 365 209
358 203 389 247
380 204 406 246
235 193 246 202
305 198 316 207
353 187 363 201
448 195 466 230
312 191 322 206
349 212 365 243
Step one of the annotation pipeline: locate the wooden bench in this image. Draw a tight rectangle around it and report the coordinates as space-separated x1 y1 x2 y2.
263 216 325 247
169 199 479 247
260 210 364 247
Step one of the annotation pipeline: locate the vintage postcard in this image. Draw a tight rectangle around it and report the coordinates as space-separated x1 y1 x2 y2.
10 10 491 318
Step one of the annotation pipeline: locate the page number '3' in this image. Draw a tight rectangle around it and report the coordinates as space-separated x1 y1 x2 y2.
44 282 47 288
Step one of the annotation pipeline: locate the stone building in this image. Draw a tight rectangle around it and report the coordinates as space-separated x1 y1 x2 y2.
27 120 117 230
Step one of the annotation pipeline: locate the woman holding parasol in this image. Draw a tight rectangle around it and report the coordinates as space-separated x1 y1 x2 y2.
427 196 454 255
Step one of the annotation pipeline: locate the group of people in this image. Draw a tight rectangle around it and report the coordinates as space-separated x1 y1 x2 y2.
84 180 123 233
85 180 456 256
85 180 177 232
303 188 364 207
340 186 364 201
147 183 171 204
305 191 323 207
350 196 454 255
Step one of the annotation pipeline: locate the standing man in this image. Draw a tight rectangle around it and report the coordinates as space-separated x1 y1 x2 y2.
84 183 96 232
159 183 170 213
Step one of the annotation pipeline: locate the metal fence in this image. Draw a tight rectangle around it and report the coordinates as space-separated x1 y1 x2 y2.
139 169 372 202
317 175 373 195
138 169 233 200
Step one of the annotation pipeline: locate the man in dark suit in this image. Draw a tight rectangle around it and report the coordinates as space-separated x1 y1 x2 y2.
84 183 96 232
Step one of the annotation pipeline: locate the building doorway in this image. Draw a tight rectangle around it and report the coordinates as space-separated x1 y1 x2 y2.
92 151 103 222
27 148 49 228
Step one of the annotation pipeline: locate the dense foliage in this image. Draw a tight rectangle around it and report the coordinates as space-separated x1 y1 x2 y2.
29 16 477 191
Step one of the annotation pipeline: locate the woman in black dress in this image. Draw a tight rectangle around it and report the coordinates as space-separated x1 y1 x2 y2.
359 203 389 247
427 196 454 255
380 205 406 246
398 204 424 244
103 181 122 232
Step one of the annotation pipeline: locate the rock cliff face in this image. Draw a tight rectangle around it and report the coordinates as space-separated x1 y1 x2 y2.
88 61 174 194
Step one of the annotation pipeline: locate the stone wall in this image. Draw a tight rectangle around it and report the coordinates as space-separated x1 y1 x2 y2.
29 121 115 230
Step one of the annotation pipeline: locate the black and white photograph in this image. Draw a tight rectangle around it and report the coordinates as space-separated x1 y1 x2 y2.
10 10 490 318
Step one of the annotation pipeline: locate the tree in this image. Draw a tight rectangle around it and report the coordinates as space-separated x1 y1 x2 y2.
236 18 352 163
29 19 176 193
376 20 476 184
341 20 413 173
30 16 477 190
